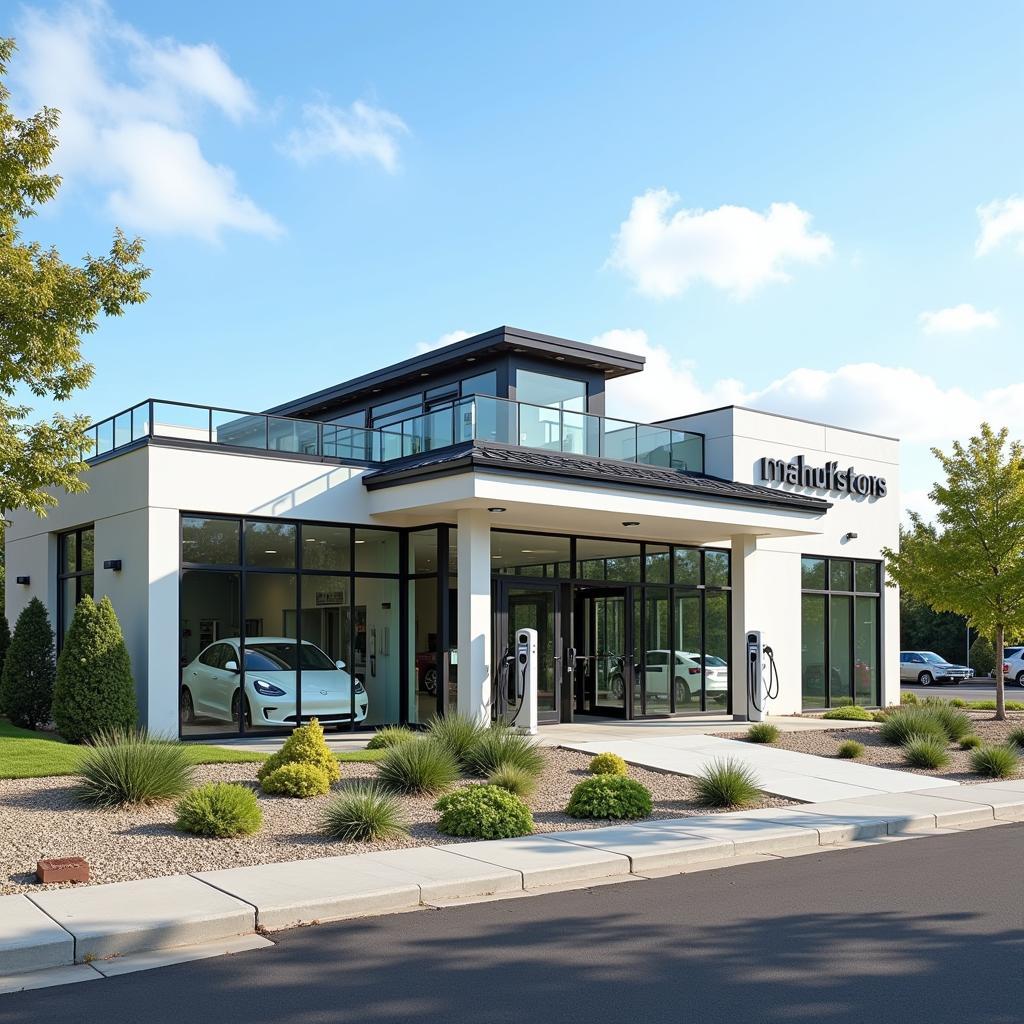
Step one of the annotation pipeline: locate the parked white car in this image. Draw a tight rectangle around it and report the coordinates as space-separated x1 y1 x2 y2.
180 637 368 729
1002 646 1024 687
642 650 729 706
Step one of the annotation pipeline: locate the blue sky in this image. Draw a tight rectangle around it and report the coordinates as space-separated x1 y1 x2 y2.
6 0 1024 516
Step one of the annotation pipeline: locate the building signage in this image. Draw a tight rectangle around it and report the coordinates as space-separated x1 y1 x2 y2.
759 455 887 498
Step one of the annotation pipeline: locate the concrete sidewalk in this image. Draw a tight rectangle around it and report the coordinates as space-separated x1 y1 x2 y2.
3 778 1022 994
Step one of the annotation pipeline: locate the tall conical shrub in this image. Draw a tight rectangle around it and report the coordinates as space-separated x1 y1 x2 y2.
0 598 56 729
53 596 137 743
0 613 11 700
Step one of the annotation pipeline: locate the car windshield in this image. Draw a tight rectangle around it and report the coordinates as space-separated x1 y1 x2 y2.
920 652 946 664
244 643 337 672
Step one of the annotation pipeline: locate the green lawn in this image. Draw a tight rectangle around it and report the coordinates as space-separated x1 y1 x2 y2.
0 720 385 779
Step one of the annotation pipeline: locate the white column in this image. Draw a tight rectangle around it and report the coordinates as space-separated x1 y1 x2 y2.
147 507 181 736
456 508 492 725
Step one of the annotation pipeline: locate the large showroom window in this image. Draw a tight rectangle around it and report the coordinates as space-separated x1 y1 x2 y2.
179 515 404 738
800 556 882 710
58 525 94 645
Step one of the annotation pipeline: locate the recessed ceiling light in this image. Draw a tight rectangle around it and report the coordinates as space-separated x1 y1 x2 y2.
264 549 277 554
354 539 366 544
305 537 317 542
622 521 640 528
420 372 429 377
466 356 476 362
487 507 506 513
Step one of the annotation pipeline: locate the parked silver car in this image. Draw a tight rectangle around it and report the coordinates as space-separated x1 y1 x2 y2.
1002 646 1024 686
899 651 970 686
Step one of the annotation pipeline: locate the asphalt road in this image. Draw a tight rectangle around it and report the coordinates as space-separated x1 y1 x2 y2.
3 824 1021 1024
901 677 1024 703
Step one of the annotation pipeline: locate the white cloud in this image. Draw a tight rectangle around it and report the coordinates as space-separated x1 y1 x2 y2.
976 196 1024 256
11 2 278 241
918 303 999 335
283 99 409 172
415 330 473 355
607 189 833 299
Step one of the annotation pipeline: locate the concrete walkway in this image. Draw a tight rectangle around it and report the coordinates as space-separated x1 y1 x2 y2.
3 779 1022 994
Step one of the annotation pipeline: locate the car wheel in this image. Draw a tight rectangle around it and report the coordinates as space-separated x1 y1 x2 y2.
180 687 195 725
1016 671 1024 687
674 677 692 706
919 672 934 687
609 673 625 700
231 690 253 728
422 667 438 696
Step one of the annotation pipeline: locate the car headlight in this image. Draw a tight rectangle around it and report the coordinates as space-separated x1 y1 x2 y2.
354 679 366 695
251 678 286 697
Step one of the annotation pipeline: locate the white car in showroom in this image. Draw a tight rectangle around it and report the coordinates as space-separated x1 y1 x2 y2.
180 637 368 729
641 650 729 706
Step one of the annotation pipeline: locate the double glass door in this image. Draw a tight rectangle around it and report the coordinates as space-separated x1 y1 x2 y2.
573 586 632 718
495 580 561 725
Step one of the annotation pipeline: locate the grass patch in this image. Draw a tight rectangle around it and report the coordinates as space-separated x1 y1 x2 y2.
321 784 409 842
76 729 194 808
821 705 874 721
959 734 983 750
902 733 950 770
879 707 948 746
338 749 388 763
837 740 864 759
693 758 761 809
1006 726 1024 749
970 744 1020 779
465 728 546 778
746 723 780 743
377 737 459 795
487 763 538 798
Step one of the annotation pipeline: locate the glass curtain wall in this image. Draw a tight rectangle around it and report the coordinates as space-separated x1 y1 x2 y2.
801 556 882 709
58 525 95 646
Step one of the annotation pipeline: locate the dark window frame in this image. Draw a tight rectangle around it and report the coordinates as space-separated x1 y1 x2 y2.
57 524 95 649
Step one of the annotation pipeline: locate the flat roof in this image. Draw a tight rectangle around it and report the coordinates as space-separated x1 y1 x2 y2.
656 404 900 443
266 326 645 419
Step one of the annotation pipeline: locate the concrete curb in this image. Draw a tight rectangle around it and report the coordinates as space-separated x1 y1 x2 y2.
2 781 1021 990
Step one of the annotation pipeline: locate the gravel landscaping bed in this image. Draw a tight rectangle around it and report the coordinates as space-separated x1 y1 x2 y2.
0 747 795 895
720 711 1024 783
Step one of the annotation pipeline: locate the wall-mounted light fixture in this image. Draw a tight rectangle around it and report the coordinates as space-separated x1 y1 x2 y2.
844 532 858 541
622 521 640 528
103 559 122 572
487 507 507 513
15 576 30 586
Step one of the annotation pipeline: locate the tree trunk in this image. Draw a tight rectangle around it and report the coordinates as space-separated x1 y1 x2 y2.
995 624 1006 722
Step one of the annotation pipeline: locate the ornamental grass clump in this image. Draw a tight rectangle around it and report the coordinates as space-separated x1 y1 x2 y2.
970 744 1020 779
878 707 947 746
588 752 628 776
959 734 983 750
837 740 865 759
175 783 262 837
75 728 192 807
926 703 973 743
693 759 760 809
321 784 408 842
487 763 538 798
821 705 874 721
256 719 340 785
746 723 780 743
366 726 417 750
435 784 534 839
466 727 546 778
901 733 950 770
377 737 459 795
260 761 332 797
1006 727 1024 749
566 775 653 820
426 713 488 770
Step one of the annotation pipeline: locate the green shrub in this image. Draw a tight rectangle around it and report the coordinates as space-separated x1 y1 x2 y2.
566 775 653 820
0 598 56 730
466 728 546 778
821 705 873 721
693 759 761 809
175 783 262 837
949 697 968 708
902 733 950 770
0 614 10 701
256 718 340 784
959 734 982 750
969 744 1020 779
969 635 995 677
837 740 864 759
879 707 947 746
871 710 889 722
900 691 918 705
426 713 488 770
435 784 533 839
53 596 136 743
927 703 972 742
588 752 628 776
321 784 408 841
964 700 1024 711
260 761 332 797
487 763 538 797
75 728 192 807
746 723 780 743
377 737 459 795
1006 727 1024 749
366 725 417 750
832 695 854 707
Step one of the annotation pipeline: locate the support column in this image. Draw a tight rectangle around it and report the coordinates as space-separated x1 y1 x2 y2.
456 509 492 724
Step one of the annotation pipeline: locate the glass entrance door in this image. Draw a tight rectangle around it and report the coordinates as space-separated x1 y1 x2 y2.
495 580 561 725
573 586 631 718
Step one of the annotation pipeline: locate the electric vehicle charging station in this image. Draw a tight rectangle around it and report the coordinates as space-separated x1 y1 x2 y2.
745 630 779 722
494 627 539 734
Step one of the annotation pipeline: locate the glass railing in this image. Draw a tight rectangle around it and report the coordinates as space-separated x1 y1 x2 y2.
83 396 704 473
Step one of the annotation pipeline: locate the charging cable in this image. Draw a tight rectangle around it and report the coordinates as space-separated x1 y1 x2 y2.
749 645 781 715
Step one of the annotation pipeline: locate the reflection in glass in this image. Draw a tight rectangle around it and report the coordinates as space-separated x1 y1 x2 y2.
409 578 439 724
491 531 570 578
507 588 558 716
829 594 853 705
645 547 670 584
855 561 880 593
243 573 298 732
704 591 730 710
801 556 827 590
576 538 641 582
355 577 400 726
301 524 350 571
244 521 296 569
410 529 438 574
516 370 586 411
830 559 853 592
182 517 240 565
298 575 357 731
704 551 730 588
801 594 827 709
640 589 670 714
673 548 700 586
354 529 399 573
673 592 703 709
855 596 878 706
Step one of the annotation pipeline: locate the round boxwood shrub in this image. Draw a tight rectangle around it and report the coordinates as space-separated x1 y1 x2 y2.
260 761 332 797
76 728 192 807
900 691 918 705
970 744 1020 779
902 733 950 770
366 725 417 750
53 596 136 743
435 784 534 839
566 775 653 820
878 707 947 746
821 705 873 721
0 598 56 730
837 739 864 759
426 713 488 770
377 737 459 795
256 718 340 784
588 752 628 776
487 763 538 797
321 784 408 842
746 723 780 743
693 758 760 809
175 783 262 837
959 734 983 750
466 728 546 778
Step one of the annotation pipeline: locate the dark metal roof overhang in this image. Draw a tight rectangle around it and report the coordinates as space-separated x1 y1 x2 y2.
361 441 833 515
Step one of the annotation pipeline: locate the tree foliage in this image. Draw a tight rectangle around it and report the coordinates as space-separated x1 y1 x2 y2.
883 424 1024 719
0 37 150 519
899 593 972 666
0 596 55 728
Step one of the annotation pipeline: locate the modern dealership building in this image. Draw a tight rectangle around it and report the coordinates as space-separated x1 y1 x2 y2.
3 327 900 739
